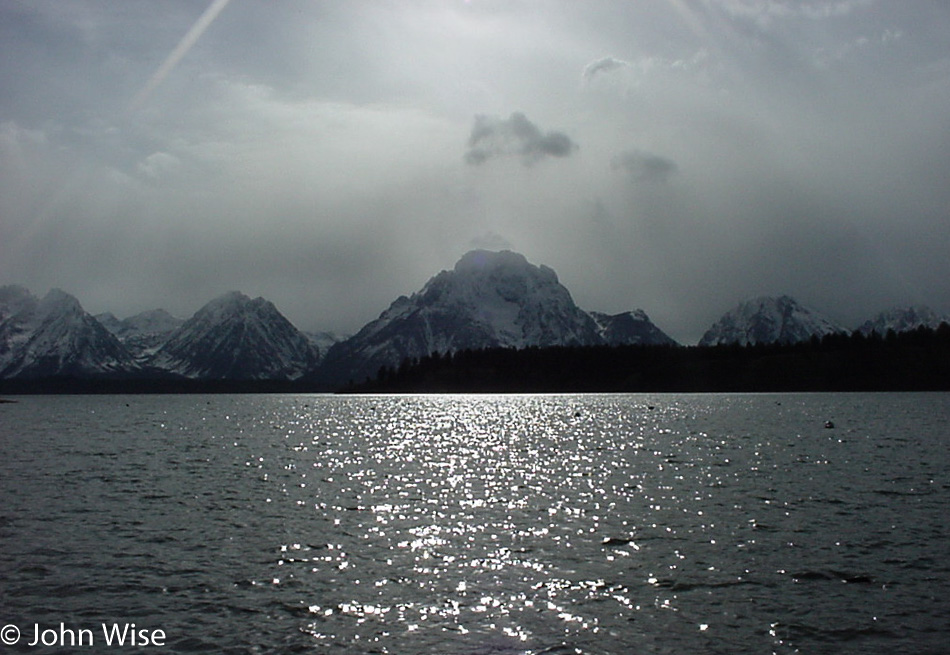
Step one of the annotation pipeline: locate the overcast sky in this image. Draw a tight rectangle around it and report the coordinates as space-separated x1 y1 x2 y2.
2 0 949 343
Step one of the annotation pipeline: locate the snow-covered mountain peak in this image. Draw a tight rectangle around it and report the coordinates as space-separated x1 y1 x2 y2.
590 309 677 346
194 291 254 320
471 249 556 283
419 250 593 346
700 295 847 346
150 291 318 379
96 312 122 331
0 286 137 378
423 250 572 314
0 284 32 302
94 308 185 360
0 285 37 322
452 249 556 281
305 330 349 355
123 309 183 335
38 288 84 315
193 292 292 327
0 285 33 302
317 250 675 384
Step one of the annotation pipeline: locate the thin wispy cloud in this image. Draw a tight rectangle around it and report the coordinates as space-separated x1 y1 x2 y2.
127 0 233 113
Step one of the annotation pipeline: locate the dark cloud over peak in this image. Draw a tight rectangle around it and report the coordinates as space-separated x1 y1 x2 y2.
464 112 577 166
611 149 678 182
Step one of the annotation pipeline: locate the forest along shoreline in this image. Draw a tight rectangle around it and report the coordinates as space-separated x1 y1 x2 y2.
1 325 949 395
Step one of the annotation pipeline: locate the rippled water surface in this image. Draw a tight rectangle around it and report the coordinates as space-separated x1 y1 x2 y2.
1 393 949 654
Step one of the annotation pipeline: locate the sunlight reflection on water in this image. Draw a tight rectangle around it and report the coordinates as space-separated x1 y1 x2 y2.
214 393 950 654
237 395 688 650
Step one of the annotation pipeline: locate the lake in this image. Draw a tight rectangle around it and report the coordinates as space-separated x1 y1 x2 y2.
1 393 948 654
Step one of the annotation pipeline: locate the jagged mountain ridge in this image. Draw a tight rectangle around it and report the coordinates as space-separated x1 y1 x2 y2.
857 306 950 336
699 295 847 347
149 291 319 380
316 250 675 383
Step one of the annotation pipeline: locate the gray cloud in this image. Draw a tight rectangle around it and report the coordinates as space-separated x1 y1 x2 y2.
612 149 679 182
464 113 577 166
583 56 628 82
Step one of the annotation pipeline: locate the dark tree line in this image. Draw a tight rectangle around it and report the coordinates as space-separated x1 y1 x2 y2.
4 324 948 394
347 324 950 393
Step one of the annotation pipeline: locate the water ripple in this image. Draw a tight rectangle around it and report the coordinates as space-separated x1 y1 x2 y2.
1 393 949 654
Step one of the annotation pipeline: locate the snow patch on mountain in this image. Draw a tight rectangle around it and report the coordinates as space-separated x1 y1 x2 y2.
699 295 847 346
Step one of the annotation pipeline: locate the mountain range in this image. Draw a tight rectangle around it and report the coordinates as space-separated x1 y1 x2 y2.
1 250 947 384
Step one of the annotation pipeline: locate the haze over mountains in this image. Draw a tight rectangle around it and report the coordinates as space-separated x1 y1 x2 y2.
1 250 947 384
